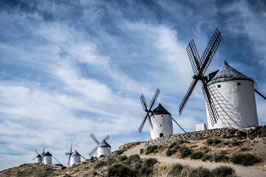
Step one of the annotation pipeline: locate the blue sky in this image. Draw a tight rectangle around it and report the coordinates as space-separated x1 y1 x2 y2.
0 0 266 170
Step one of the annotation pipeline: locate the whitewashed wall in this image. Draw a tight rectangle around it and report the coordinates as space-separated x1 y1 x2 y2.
97 147 111 157
43 156 52 165
150 114 173 139
206 80 258 129
70 155 80 166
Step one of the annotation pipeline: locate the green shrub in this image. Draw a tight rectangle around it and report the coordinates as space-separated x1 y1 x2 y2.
115 149 125 155
108 164 135 177
201 154 212 161
190 151 203 159
166 149 177 156
167 164 183 176
231 139 241 146
212 166 236 177
140 148 144 154
106 157 115 165
94 161 105 169
144 158 158 168
139 166 152 176
146 145 158 154
240 147 248 151
127 154 141 164
132 161 142 171
179 146 192 158
230 153 261 166
212 151 228 162
206 138 221 145
169 142 177 149
118 155 127 161
190 167 212 177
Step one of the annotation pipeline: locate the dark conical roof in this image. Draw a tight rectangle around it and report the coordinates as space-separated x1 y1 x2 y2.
36 154 41 158
72 150 81 156
152 103 171 115
208 61 253 85
44 151 52 156
99 140 111 148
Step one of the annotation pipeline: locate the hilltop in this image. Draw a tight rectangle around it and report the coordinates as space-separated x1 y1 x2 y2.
1 126 266 177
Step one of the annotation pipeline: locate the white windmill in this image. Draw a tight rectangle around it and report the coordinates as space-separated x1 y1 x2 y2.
89 133 111 158
43 150 61 165
65 142 86 166
179 28 266 130
33 150 42 163
139 88 186 139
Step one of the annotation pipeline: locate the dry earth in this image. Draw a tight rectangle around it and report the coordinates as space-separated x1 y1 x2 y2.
124 142 266 177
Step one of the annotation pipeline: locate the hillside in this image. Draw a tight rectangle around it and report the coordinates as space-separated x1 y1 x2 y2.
1 126 266 177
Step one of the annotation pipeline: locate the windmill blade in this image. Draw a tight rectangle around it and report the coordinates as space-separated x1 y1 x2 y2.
187 40 201 74
140 94 148 111
42 148 45 155
102 135 110 142
33 157 36 160
255 89 266 100
90 133 100 145
138 113 149 133
148 115 153 129
200 29 222 75
89 145 98 157
149 88 160 110
52 155 61 164
70 142 73 154
80 154 86 160
179 78 199 115
35 150 39 155
202 82 218 126
67 155 71 166
172 118 186 133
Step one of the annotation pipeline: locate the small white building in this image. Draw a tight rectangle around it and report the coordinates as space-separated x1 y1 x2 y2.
205 61 258 129
43 151 52 165
70 151 81 166
97 140 111 157
196 123 207 131
150 104 173 139
35 154 42 163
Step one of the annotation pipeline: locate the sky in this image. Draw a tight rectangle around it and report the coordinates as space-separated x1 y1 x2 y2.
0 0 266 170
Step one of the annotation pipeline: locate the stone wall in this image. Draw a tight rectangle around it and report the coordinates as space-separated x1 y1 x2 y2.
146 125 266 146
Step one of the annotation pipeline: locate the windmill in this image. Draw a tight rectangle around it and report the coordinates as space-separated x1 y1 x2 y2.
65 142 86 166
33 150 42 163
179 28 222 128
89 133 111 158
43 150 62 165
138 88 186 139
179 28 265 129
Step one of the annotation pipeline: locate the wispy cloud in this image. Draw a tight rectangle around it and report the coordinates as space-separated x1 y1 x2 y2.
0 0 265 170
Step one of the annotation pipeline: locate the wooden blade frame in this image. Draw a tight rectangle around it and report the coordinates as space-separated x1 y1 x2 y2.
89 145 98 157
255 89 266 100
172 118 186 133
102 135 110 142
179 29 222 120
202 82 219 126
179 78 198 115
201 29 222 75
138 88 160 133
90 133 100 145
186 40 201 75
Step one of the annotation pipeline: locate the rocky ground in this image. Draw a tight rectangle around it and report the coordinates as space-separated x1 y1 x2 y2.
1 126 266 177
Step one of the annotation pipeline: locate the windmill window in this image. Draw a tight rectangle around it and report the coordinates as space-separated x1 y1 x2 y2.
217 85 221 88
237 82 241 86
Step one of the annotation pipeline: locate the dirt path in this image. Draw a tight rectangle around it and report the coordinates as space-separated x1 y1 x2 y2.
124 143 266 177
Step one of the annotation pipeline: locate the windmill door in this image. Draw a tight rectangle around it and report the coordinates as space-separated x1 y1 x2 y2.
160 133 163 137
